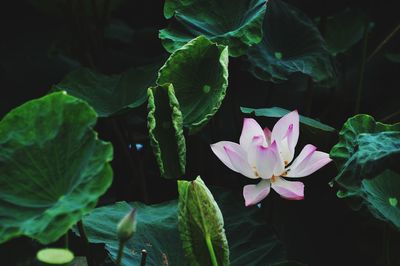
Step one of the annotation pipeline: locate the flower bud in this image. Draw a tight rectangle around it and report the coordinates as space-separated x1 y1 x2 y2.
117 208 137 242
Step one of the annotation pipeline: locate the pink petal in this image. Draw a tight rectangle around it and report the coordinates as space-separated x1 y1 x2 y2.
243 180 271 206
271 177 304 200
286 145 332 177
247 135 264 166
269 141 285 176
287 144 316 171
224 145 257 179
263 127 272 145
240 118 265 150
271 110 299 162
210 141 243 172
255 145 278 179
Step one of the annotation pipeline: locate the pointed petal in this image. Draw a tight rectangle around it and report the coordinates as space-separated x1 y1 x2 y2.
263 127 272 146
210 141 243 172
255 145 278 179
269 141 285 176
224 145 257 179
286 145 332 178
243 180 271 206
240 118 265 150
271 110 299 158
287 144 316 172
247 135 264 168
271 177 304 200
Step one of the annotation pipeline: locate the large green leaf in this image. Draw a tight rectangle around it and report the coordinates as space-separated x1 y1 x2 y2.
178 177 229 265
246 0 336 85
78 187 286 266
241 106 336 132
147 84 186 179
53 63 161 117
160 0 267 57
330 114 400 227
77 201 186 266
323 8 367 55
157 36 229 133
0 91 113 244
361 170 400 228
334 131 400 193
330 114 400 191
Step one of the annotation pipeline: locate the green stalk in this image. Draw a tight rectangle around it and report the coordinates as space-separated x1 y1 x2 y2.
367 23 400 62
64 230 69 249
354 21 369 114
140 249 148 266
115 240 125 266
205 234 218 266
77 220 96 266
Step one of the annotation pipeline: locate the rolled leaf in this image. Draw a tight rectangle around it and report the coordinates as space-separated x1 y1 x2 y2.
147 84 186 179
178 177 229 266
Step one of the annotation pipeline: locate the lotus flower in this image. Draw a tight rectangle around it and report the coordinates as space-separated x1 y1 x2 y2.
211 110 332 206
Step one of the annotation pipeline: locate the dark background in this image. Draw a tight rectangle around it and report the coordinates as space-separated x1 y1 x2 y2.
0 1 399 265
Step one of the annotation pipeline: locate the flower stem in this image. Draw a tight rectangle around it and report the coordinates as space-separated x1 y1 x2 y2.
115 240 125 266
77 220 96 266
383 224 392 266
354 21 369 114
140 249 148 266
64 230 69 249
367 23 400 63
205 234 218 266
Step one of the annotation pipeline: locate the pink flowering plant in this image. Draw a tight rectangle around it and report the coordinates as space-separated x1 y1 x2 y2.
1 0 399 265
211 110 332 206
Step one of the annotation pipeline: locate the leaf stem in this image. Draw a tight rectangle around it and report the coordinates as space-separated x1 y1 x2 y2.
354 21 369 114
140 249 148 266
305 76 314 116
77 220 96 266
205 234 218 266
383 224 392 266
367 23 400 62
64 230 69 249
115 240 125 266
381 109 400 122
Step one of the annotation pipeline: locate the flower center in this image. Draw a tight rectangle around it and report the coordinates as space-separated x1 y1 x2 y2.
252 166 260 177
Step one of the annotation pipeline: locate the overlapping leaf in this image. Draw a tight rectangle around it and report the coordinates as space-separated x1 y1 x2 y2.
178 177 229 265
160 0 267 57
330 114 400 227
0 92 113 244
241 106 335 132
157 36 229 133
246 0 336 85
147 84 186 179
53 62 161 117
361 170 400 228
330 114 400 191
323 8 367 55
76 201 185 266
78 186 286 266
